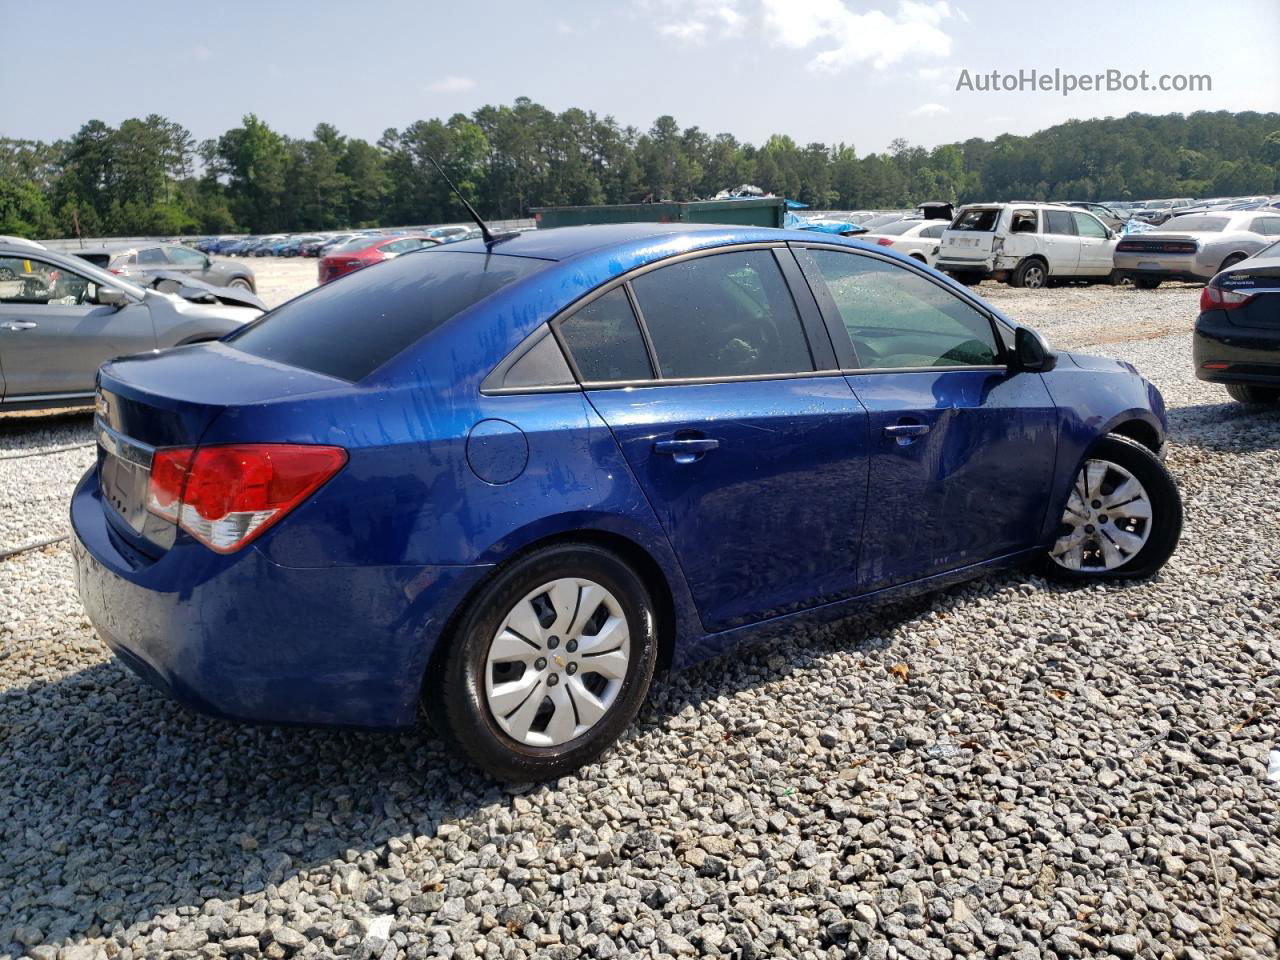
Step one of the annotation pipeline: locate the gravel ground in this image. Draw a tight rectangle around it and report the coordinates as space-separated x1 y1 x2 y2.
1 280 1277 960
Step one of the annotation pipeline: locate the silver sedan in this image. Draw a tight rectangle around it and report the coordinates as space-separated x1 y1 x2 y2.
0 241 262 411
1113 212 1280 288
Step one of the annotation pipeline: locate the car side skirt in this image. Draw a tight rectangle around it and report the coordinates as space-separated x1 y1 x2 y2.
671 547 1041 671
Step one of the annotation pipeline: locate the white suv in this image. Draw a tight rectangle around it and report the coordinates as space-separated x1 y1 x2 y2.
937 202 1118 288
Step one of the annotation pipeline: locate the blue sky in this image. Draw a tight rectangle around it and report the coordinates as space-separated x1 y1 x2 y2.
3 0 1277 151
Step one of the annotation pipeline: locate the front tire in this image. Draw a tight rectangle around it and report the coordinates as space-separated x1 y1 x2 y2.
228 277 254 291
1226 383 1280 405
1045 435 1181 581
425 543 658 780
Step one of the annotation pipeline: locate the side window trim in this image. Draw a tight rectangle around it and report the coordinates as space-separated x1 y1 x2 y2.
790 242 1011 373
546 242 835 390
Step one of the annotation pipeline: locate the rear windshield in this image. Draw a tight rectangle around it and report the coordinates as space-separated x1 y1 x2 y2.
951 208 1000 231
75 253 112 268
1159 216 1228 232
228 250 550 381
876 219 925 236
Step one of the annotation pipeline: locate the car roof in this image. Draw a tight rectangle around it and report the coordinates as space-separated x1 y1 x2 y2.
441 222 851 263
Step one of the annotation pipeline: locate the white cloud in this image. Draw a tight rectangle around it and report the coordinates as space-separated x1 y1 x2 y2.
556 21 575 35
762 0 954 71
425 75 475 94
192 45 212 61
655 0 744 45
911 102 949 116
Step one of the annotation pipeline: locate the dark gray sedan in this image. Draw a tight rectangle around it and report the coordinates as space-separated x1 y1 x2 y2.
0 241 262 411
73 243 256 292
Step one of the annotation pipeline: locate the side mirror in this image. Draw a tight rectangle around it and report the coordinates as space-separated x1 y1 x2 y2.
1012 326 1057 373
97 287 129 308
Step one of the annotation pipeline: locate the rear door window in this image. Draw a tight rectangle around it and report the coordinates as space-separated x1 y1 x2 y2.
1043 211 1076 236
629 250 814 379
137 247 169 266
229 250 550 381
558 288 653 382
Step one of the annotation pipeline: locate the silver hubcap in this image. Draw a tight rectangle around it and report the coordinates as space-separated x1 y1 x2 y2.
1051 459 1153 572
484 578 630 747
1024 266 1046 288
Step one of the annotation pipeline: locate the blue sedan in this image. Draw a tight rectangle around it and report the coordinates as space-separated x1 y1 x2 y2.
71 224 1182 779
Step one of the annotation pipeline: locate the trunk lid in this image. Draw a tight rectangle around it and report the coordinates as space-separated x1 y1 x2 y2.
1218 260 1280 329
94 341 350 555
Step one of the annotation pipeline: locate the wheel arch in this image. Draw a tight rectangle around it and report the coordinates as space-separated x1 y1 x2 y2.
422 523 687 691
1105 417 1161 455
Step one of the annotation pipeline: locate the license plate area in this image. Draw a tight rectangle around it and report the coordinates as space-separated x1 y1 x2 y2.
96 418 154 535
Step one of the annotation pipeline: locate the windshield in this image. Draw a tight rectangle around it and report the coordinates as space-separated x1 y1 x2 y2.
332 237 381 252
1158 216 1229 232
950 208 1000 231
228 250 551 381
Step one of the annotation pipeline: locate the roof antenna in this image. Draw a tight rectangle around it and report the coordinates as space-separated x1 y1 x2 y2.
424 154 518 246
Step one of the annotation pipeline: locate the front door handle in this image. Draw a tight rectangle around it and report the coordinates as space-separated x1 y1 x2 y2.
654 437 720 464
0 321 37 331
884 423 930 446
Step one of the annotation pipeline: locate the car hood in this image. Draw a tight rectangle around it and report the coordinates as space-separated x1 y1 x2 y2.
141 272 266 311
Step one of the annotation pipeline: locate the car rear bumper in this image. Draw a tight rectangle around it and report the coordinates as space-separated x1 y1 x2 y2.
1193 311 1280 385
1113 253 1213 282
71 467 491 728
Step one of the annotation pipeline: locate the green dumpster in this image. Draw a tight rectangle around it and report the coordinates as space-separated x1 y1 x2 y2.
531 197 787 230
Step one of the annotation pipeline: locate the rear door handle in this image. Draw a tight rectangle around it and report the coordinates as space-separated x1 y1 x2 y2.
654 437 720 463
0 321 37 331
884 423 930 446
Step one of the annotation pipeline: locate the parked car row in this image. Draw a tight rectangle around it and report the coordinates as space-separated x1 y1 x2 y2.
193 225 483 259
934 201 1280 290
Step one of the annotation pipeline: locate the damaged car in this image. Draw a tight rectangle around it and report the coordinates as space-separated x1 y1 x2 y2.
937 203 1118 288
0 240 262 411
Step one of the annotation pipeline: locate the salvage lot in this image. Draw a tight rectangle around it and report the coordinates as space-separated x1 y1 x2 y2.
0 278 1277 960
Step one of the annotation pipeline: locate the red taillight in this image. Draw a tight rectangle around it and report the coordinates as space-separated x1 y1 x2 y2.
875 237 894 246
146 444 347 553
1200 285 1253 312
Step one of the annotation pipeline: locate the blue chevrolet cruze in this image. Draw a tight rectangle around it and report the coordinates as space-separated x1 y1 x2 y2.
72 223 1182 779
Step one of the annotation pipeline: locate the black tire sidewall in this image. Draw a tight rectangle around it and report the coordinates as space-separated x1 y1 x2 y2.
1014 259 1046 289
426 543 657 780
1045 435 1182 581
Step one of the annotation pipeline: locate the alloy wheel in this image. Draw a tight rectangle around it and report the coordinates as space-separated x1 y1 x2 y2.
483 577 630 747
1051 459 1153 572
1024 265 1046 288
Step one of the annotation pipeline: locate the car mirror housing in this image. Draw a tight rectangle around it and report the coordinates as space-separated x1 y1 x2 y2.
98 287 130 308
1012 326 1058 373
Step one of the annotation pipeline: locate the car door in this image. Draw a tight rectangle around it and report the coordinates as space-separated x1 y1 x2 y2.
0 255 156 400
164 244 210 281
794 245 1059 590
557 247 871 633
134 245 171 283
1042 210 1081 275
1071 211 1114 275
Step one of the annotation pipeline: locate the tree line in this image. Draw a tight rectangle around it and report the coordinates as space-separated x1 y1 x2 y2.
2 101 1278 239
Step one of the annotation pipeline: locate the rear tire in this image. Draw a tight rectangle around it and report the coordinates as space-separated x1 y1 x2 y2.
1225 383 1280 405
948 271 983 286
425 543 658 780
1135 277 1161 290
228 278 254 291
1011 259 1048 289
1043 435 1181 581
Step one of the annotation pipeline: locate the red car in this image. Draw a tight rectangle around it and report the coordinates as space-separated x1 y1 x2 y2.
318 235 439 284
